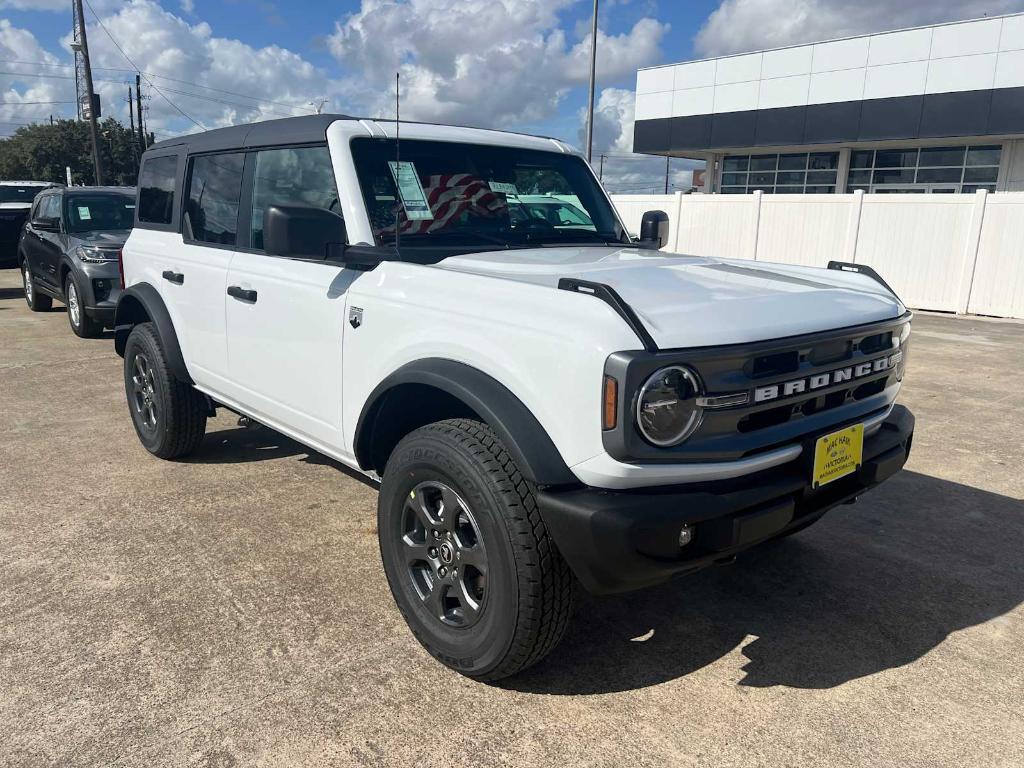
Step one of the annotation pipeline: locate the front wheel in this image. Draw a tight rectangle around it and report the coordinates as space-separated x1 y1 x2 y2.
123 322 207 459
65 274 103 338
378 419 574 681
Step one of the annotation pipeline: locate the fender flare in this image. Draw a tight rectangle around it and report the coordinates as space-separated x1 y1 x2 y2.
113 282 193 384
355 358 578 487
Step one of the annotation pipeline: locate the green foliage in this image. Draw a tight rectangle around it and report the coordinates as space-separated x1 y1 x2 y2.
0 118 151 186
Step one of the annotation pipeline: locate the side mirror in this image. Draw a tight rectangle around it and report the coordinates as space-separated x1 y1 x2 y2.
32 217 59 232
638 210 670 250
264 205 346 260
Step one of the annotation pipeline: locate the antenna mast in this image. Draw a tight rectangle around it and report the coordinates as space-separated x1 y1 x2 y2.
394 72 401 257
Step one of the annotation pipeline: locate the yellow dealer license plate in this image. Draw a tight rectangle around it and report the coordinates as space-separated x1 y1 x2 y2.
812 423 864 489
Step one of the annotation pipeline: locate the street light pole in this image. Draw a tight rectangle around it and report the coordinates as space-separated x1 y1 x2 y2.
584 0 599 162
74 0 103 185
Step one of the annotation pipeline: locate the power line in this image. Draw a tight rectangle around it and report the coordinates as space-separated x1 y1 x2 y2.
82 0 204 129
0 59 315 112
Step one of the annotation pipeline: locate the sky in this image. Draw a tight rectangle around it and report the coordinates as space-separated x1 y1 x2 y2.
2 0 1023 192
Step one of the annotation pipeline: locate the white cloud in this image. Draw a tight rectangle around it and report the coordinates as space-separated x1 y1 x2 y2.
56 1 332 136
180 0 195 14
696 0 1024 57
0 20 65 126
327 0 668 126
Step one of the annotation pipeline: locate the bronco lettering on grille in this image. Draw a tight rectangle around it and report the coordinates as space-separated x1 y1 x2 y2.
753 351 902 404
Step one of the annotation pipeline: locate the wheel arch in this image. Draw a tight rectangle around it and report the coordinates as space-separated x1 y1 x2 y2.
114 282 192 384
354 359 577 488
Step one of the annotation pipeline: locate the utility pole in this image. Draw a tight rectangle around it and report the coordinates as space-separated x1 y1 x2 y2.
73 0 103 185
584 0 599 162
135 74 146 150
309 97 328 114
598 153 605 181
664 156 671 194
127 85 137 161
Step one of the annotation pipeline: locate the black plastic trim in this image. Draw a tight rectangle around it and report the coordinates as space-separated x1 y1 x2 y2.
558 277 658 352
354 358 576 487
538 404 914 594
827 261 900 300
113 282 192 384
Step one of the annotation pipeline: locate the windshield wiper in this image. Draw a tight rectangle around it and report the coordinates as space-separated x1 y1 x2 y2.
381 230 516 248
531 230 628 246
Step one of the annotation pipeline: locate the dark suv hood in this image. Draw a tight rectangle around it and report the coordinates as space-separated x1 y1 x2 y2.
70 229 131 249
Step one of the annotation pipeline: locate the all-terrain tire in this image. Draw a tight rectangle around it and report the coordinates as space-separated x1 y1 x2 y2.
378 418 574 681
123 322 207 459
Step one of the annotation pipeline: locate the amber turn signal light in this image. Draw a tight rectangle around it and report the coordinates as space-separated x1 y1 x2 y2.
603 375 618 430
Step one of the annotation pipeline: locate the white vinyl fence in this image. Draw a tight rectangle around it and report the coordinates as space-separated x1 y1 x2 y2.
610 190 1024 319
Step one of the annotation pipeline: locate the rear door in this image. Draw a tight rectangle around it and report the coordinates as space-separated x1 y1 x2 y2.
222 144 352 450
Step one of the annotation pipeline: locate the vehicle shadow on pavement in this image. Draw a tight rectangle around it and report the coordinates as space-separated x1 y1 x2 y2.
506 470 1024 694
187 423 379 486
0 286 26 300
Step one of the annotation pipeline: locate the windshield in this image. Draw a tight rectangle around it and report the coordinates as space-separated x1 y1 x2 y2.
0 185 48 203
65 193 135 233
351 138 626 254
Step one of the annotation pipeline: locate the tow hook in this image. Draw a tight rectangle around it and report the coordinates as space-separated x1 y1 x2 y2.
843 495 859 506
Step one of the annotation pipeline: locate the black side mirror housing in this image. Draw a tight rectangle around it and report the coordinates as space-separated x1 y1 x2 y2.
32 217 59 232
638 210 670 250
264 205 347 260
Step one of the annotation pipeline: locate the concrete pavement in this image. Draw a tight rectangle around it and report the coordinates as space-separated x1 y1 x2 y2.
1 267 1022 767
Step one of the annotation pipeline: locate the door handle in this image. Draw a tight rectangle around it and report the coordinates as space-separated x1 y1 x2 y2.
227 285 257 303
162 270 185 285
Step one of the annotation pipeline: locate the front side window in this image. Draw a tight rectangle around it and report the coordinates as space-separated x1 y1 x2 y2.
65 193 135 233
38 195 61 222
185 152 245 245
250 145 339 251
138 155 178 224
351 138 625 255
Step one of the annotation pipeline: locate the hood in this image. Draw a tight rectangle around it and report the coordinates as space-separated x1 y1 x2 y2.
70 229 131 249
436 247 905 349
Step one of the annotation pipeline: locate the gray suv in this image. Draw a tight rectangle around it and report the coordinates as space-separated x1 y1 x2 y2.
19 186 134 337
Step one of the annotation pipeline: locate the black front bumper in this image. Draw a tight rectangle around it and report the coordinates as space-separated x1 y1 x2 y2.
537 405 915 595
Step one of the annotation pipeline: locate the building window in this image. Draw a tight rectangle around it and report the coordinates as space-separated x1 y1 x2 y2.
846 145 1001 193
719 152 838 194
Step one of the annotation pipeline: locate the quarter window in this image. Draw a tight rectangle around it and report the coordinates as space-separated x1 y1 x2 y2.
185 152 245 246
138 155 178 225
250 146 339 251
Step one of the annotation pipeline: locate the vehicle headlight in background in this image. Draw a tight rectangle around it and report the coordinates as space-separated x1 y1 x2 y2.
75 245 118 263
636 365 703 447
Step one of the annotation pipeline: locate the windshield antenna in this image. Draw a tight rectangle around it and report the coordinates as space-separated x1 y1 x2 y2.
394 71 401 259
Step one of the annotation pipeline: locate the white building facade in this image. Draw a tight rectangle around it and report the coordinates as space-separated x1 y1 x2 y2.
634 14 1024 195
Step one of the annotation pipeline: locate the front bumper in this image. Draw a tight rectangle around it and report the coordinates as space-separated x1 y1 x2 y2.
537 404 914 595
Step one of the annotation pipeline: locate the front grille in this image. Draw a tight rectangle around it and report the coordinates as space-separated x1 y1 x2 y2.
603 314 910 464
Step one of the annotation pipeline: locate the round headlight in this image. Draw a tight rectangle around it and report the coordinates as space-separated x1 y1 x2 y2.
636 365 703 447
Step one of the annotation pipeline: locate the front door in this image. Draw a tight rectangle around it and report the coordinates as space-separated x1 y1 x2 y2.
27 194 64 291
223 145 353 451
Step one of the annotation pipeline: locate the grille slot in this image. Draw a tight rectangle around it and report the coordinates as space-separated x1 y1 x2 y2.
749 350 799 378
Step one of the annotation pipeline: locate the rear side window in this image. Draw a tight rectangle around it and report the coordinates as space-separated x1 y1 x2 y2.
138 155 178 225
185 153 245 246
250 145 339 251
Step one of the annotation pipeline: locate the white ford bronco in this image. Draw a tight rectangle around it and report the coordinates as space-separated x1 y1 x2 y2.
115 115 914 680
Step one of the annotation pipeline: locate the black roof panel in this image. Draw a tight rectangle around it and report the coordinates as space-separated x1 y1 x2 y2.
145 114 353 154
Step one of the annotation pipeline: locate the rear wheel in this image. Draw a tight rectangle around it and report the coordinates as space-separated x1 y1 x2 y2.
378 418 574 681
123 322 207 459
22 258 52 312
65 274 102 338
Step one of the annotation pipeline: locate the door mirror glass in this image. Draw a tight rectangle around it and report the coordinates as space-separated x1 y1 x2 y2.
638 209 669 249
263 205 346 260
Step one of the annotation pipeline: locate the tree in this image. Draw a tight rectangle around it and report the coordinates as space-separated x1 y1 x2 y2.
0 118 151 186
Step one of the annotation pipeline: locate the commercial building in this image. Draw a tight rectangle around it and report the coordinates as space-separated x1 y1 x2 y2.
633 13 1024 194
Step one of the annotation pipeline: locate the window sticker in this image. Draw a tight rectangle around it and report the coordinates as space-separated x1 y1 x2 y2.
77 206 91 220
388 161 433 220
489 181 519 196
